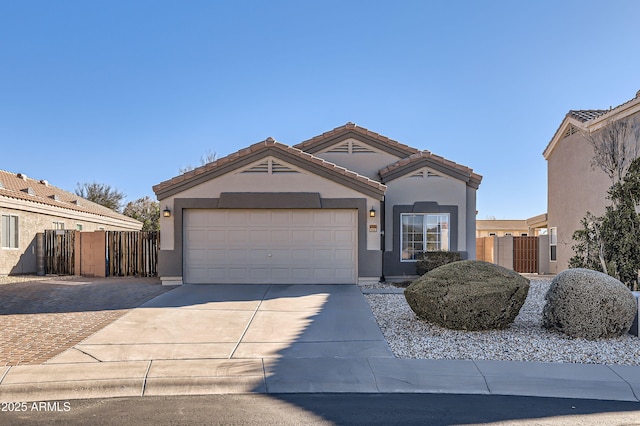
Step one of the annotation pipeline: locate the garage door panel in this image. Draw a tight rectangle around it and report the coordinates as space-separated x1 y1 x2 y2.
184 209 357 284
291 230 312 242
207 230 226 243
206 249 227 263
334 211 355 225
270 230 290 243
313 230 332 241
271 268 291 280
335 249 355 262
228 268 249 280
186 230 208 245
312 211 333 225
186 249 207 264
250 230 270 243
291 268 313 280
335 230 355 243
228 212 249 225
250 211 270 225
207 268 228 280
335 268 356 280
269 249 290 262
226 248 244 260
249 268 269 280
313 249 333 262
291 249 312 261
292 211 313 225
228 229 249 243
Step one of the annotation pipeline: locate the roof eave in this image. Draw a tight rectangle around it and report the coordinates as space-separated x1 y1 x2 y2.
294 123 419 158
379 155 482 189
542 116 586 160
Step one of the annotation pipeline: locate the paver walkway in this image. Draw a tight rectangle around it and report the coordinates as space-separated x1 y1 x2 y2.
0 277 175 366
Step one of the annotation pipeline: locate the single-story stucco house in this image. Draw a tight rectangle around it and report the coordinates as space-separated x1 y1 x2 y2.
0 170 142 275
153 123 482 285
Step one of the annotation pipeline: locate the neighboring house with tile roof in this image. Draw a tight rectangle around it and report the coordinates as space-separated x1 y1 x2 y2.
476 220 530 238
542 90 640 273
153 123 482 285
0 170 142 275
476 215 548 238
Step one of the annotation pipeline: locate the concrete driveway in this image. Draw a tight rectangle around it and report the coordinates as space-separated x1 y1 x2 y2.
50 284 394 363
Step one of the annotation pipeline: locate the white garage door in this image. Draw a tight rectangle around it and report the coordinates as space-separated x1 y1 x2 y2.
183 209 357 284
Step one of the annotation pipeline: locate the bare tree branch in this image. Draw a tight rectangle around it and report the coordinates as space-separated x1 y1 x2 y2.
583 117 640 185
179 150 218 174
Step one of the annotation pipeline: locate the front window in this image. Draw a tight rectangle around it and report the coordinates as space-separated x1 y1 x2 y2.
549 227 557 261
1 214 19 249
401 213 449 261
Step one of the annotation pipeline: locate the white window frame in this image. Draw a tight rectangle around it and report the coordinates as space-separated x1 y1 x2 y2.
76 223 83 231
1 214 19 249
549 227 557 261
53 221 65 230
400 213 450 262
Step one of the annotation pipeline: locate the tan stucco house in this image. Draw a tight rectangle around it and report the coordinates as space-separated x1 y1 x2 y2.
543 90 640 273
476 215 548 238
153 123 482 285
0 170 142 275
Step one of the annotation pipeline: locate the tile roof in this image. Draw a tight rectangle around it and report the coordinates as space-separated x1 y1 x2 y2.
476 219 528 231
153 137 387 196
378 150 482 188
567 110 609 122
0 170 141 225
544 91 640 159
294 122 420 156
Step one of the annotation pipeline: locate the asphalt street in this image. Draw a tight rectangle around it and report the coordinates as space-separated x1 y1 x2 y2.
2 394 640 426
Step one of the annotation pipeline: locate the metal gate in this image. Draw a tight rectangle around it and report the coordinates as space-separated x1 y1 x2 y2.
513 236 538 273
44 229 75 275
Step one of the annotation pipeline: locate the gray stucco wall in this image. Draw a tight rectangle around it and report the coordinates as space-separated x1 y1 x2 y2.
383 202 461 277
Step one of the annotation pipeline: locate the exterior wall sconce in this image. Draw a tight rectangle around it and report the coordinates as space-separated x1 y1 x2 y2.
369 207 376 218
163 206 172 218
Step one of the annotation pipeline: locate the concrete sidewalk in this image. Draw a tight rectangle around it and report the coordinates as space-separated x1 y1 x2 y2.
1 284 639 403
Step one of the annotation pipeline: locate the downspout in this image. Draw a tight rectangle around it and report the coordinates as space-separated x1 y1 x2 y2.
380 195 386 283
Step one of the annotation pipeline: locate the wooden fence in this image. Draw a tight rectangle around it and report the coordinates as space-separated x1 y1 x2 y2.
44 230 76 275
513 236 538 274
42 230 158 277
106 231 159 277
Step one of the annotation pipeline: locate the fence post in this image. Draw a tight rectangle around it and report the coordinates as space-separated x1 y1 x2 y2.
36 232 45 276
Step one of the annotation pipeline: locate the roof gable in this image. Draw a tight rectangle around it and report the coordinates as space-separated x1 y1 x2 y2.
544 91 640 159
294 122 419 158
153 138 387 200
543 115 589 159
378 151 482 189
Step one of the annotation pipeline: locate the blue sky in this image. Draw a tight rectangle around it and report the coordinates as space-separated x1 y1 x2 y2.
2 1 639 219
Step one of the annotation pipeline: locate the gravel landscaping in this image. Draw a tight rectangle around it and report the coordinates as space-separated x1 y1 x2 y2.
363 276 640 366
